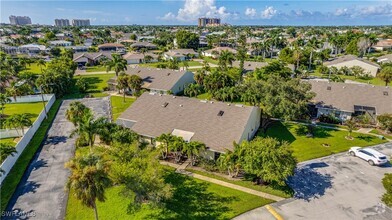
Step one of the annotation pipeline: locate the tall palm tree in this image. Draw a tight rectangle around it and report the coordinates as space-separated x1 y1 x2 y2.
6 82 21 102
128 74 143 96
66 153 111 220
0 93 11 116
378 66 392 86
218 50 235 70
36 59 46 73
156 133 174 159
169 136 185 163
70 114 107 151
15 113 32 135
183 141 206 166
116 75 130 102
105 54 127 77
66 101 91 126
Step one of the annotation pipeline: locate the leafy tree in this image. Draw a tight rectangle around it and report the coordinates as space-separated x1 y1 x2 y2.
253 61 292 80
203 70 235 94
70 113 107 151
66 153 111 220
184 83 203 97
218 50 235 71
0 143 17 162
378 66 392 86
382 173 392 207
236 34 247 77
176 30 199 50
238 137 296 185
345 39 359 55
182 60 189 70
105 54 127 77
128 74 143 95
217 148 241 177
168 58 180 70
109 142 172 213
278 47 294 64
50 47 62 57
316 65 328 75
350 66 366 79
345 118 357 138
377 114 392 133
76 77 89 93
129 33 137 41
36 59 46 72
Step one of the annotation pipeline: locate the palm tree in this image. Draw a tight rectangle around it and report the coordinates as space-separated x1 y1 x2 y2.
345 118 356 139
168 58 179 70
144 55 153 63
66 101 91 126
156 133 174 159
378 66 392 86
15 113 32 135
182 60 189 70
217 149 241 177
293 47 302 71
116 75 130 102
6 82 20 102
19 57 29 70
66 153 111 220
0 93 11 116
105 54 128 77
70 114 107 151
0 143 17 162
194 71 206 85
169 136 185 163
128 74 143 96
37 59 46 73
184 83 202 97
140 48 148 63
218 50 235 70
183 141 205 166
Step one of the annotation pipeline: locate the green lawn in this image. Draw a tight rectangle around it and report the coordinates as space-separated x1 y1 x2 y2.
21 62 46 74
311 73 389 86
370 129 392 140
186 168 293 198
203 57 219 65
74 73 114 97
196 92 213 100
110 96 135 121
86 65 107 72
66 169 272 220
262 122 386 162
0 99 61 212
2 102 46 122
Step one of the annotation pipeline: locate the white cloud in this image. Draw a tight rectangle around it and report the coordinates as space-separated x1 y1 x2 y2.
161 0 235 22
335 8 349 16
245 8 257 17
159 12 176 21
261 6 277 19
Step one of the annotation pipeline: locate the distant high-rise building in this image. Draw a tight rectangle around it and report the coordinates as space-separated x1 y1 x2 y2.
72 19 90 27
55 19 70 27
198 17 221 27
9 15 32 25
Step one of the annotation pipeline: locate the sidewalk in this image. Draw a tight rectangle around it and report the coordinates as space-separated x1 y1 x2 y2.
160 160 285 202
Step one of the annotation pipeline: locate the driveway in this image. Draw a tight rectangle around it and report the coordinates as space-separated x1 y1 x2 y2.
4 97 111 220
234 142 392 220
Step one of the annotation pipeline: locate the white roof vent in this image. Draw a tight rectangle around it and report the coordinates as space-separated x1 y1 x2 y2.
179 104 183 107
235 104 243 107
173 96 176 98
200 100 207 103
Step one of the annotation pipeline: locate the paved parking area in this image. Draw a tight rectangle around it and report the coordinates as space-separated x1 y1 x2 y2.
235 142 392 220
4 97 111 220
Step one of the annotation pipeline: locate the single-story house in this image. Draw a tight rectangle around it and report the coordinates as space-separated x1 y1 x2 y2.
108 66 195 95
130 42 157 51
116 93 261 159
98 43 126 54
73 52 112 67
49 40 72 47
202 47 237 58
163 49 198 61
18 44 47 55
323 55 380 77
372 39 392 51
377 54 392 64
308 80 391 121
122 52 158 64
0 44 18 55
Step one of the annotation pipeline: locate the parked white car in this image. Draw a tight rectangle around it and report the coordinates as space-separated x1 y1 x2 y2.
349 147 389 166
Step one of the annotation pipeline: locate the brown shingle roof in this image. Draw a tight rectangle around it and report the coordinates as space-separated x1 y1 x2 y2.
323 55 380 68
97 43 125 48
117 93 258 152
309 80 391 114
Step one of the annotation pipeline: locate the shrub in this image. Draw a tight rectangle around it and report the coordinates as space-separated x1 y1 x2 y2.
382 173 392 207
319 114 341 124
198 158 219 172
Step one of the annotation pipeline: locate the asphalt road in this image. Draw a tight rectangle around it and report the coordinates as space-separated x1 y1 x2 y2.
4 97 111 220
234 142 392 220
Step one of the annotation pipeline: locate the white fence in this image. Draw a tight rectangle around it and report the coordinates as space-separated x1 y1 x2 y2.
8 94 53 103
0 94 56 184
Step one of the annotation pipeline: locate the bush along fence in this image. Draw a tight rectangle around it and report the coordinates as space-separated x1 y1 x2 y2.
0 94 56 184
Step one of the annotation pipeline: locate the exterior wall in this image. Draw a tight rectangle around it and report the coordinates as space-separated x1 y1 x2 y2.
0 94 56 184
239 107 261 143
327 60 379 77
316 107 352 121
126 59 142 64
170 71 195 94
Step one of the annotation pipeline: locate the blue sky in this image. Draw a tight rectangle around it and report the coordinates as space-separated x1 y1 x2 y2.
1 0 391 25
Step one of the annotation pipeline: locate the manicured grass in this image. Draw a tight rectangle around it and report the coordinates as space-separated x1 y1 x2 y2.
86 65 107 72
21 62 46 74
261 122 387 162
74 73 114 97
2 102 46 122
370 129 392 140
0 99 61 212
110 96 135 121
311 73 390 86
186 168 293 198
203 57 219 65
0 138 17 147
66 169 272 220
